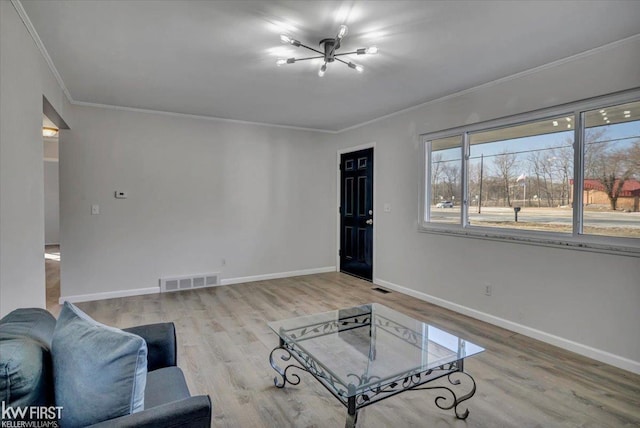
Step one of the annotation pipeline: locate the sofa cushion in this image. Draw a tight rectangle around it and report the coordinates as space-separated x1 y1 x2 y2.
144 367 191 408
0 308 56 348
52 302 147 427
0 337 53 408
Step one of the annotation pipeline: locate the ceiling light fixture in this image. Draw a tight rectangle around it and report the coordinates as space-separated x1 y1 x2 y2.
276 24 377 76
42 127 58 137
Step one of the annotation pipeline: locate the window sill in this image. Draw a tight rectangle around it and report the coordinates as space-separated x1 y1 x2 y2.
418 224 640 258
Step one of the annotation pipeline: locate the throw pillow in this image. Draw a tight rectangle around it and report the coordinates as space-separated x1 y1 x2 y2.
51 302 147 427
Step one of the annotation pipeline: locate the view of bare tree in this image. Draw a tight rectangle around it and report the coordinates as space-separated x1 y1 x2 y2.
585 129 639 210
492 150 518 207
442 162 460 204
431 153 443 204
549 142 573 206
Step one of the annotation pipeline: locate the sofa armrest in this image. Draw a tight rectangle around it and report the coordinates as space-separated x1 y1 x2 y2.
123 323 176 371
88 395 212 428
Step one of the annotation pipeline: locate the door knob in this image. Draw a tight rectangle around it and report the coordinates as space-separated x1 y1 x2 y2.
366 219 373 225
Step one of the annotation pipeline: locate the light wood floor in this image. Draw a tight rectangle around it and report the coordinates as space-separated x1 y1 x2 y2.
45 260 639 427
45 245 61 317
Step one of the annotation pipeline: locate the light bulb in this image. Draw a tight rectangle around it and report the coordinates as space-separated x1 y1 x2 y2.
337 25 348 39
318 64 327 77
280 34 301 47
348 62 364 73
276 58 287 66
365 46 378 55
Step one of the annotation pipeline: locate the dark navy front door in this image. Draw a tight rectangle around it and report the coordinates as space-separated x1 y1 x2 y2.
340 148 373 281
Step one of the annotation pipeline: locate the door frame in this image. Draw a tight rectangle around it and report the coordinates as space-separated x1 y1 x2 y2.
336 142 376 281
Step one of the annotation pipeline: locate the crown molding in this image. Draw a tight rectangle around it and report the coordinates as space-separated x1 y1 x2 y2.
11 0 73 103
69 100 338 134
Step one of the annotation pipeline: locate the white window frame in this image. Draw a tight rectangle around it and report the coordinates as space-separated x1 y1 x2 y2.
419 88 640 257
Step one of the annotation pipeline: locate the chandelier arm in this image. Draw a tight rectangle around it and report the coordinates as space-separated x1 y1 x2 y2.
334 57 351 66
291 55 325 62
298 43 325 56
333 51 360 57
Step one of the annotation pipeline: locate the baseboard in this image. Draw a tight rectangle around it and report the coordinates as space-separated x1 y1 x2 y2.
58 266 337 304
221 266 336 286
374 278 640 375
59 287 159 304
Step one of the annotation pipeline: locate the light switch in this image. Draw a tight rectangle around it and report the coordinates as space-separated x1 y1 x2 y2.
384 203 391 213
115 191 128 199
91 204 100 215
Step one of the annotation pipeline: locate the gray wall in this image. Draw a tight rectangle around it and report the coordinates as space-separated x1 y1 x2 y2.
44 160 60 244
0 1 68 316
327 36 640 372
59 105 335 298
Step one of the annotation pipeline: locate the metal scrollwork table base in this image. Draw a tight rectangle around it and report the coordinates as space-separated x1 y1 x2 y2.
268 304 484 428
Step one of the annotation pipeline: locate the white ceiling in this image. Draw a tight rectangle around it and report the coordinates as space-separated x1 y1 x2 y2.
20 0 640 132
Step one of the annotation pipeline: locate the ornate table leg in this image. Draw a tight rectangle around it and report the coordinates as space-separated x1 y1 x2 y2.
269 339 307 388
344 384 358 428
416 370 477 419
345 411 358 428
345 395 358 428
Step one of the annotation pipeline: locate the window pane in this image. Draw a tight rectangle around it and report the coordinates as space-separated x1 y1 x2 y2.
468 116 574 232
428 136 462 224
582 100 640 238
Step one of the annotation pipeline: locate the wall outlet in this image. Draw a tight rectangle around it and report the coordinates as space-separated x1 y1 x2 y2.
115 191 128 199
484 284 492 296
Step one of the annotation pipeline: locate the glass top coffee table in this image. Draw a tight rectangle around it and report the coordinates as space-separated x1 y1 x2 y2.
268 303 484 428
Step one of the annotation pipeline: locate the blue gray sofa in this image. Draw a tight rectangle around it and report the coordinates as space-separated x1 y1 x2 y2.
0 306 212 427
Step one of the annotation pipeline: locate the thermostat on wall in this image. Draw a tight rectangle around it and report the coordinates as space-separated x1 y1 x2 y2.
115 191 128 199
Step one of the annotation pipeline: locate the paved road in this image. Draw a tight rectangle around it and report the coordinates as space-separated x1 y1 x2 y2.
431 206 640 229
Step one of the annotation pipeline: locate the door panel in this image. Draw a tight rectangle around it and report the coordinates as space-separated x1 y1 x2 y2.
340 148 373 281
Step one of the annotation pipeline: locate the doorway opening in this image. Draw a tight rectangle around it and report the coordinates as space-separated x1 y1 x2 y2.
43 114 60 314
43 96 68 316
